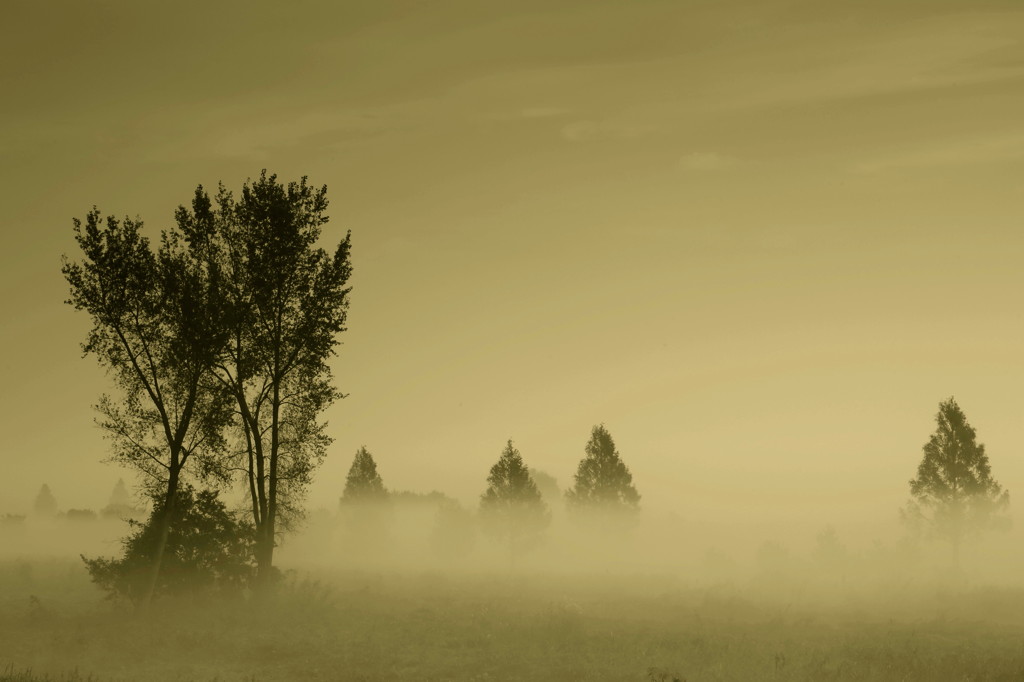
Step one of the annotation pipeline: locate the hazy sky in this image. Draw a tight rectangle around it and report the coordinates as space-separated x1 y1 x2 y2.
2 0 1023 542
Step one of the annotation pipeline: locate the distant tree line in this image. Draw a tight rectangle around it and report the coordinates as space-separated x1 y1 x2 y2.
26 479 146 522
340 424 641 561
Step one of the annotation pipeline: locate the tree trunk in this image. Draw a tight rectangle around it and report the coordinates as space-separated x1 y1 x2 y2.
255 373 281 589
255 528 275 589
138 464 180 612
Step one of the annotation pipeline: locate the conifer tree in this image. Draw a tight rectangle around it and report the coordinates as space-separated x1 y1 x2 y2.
33 484 57 516
565 424 640 514
109 479 131 508
102 478 143 520
339 447 390 555
342 447 387 502
904 397 1009 561
480 440 549 556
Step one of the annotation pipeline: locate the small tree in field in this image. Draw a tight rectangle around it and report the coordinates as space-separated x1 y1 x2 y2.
102 478 144 521
339 447 391 553
480 440 549 558
904 397 1009 564
108 478 131 508
33 484 57 517
565 425 640 525
342 447 387 502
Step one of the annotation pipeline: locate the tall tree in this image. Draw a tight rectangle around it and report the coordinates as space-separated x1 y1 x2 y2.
63 209 231 609
565 424 640 515
175 172 352 584
480 440 549 557
904 397 1009 563
342 447 387 502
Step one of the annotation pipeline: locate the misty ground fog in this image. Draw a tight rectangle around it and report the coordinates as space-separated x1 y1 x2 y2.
5 491 1024 681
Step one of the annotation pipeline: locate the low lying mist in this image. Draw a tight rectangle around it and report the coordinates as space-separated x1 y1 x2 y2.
5 488 1024 681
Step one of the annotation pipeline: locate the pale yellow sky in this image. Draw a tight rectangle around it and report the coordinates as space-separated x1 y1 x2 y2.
2 0 1023 543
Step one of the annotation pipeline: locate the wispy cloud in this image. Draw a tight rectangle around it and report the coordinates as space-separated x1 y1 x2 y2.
677 152 738 172
519 107 570 119
561 119 655 142
852 132 1024 174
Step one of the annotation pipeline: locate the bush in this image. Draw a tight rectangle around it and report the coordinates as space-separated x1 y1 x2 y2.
83 486 255 602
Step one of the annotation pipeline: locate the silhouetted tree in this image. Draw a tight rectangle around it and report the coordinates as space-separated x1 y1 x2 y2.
903 397 1009 564
339 447 391 553
565 425 640 519
480 440 550 558
174 172 352 585
33 484 57 517
342 447 387 502
63 210 232 608
83 486 255 602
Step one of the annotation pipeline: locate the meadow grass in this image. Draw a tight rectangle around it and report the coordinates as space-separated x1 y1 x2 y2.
3 559 1024 681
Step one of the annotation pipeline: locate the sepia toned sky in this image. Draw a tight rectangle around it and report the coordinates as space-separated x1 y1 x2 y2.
2 0 1024 543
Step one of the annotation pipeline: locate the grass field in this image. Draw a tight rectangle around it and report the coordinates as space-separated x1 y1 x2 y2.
3 557 1024 682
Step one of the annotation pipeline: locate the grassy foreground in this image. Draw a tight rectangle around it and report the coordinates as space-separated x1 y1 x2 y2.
3 559 1024 681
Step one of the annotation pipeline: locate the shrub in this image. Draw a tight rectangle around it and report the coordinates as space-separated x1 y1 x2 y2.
83 486 255 602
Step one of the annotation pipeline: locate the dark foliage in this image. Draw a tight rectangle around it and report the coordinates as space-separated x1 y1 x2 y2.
904 397 1009 550
83 486 255 602
175 172 352 579
342 447 387 502
480 440 549 555
62 203 234 608
565 424 640 513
